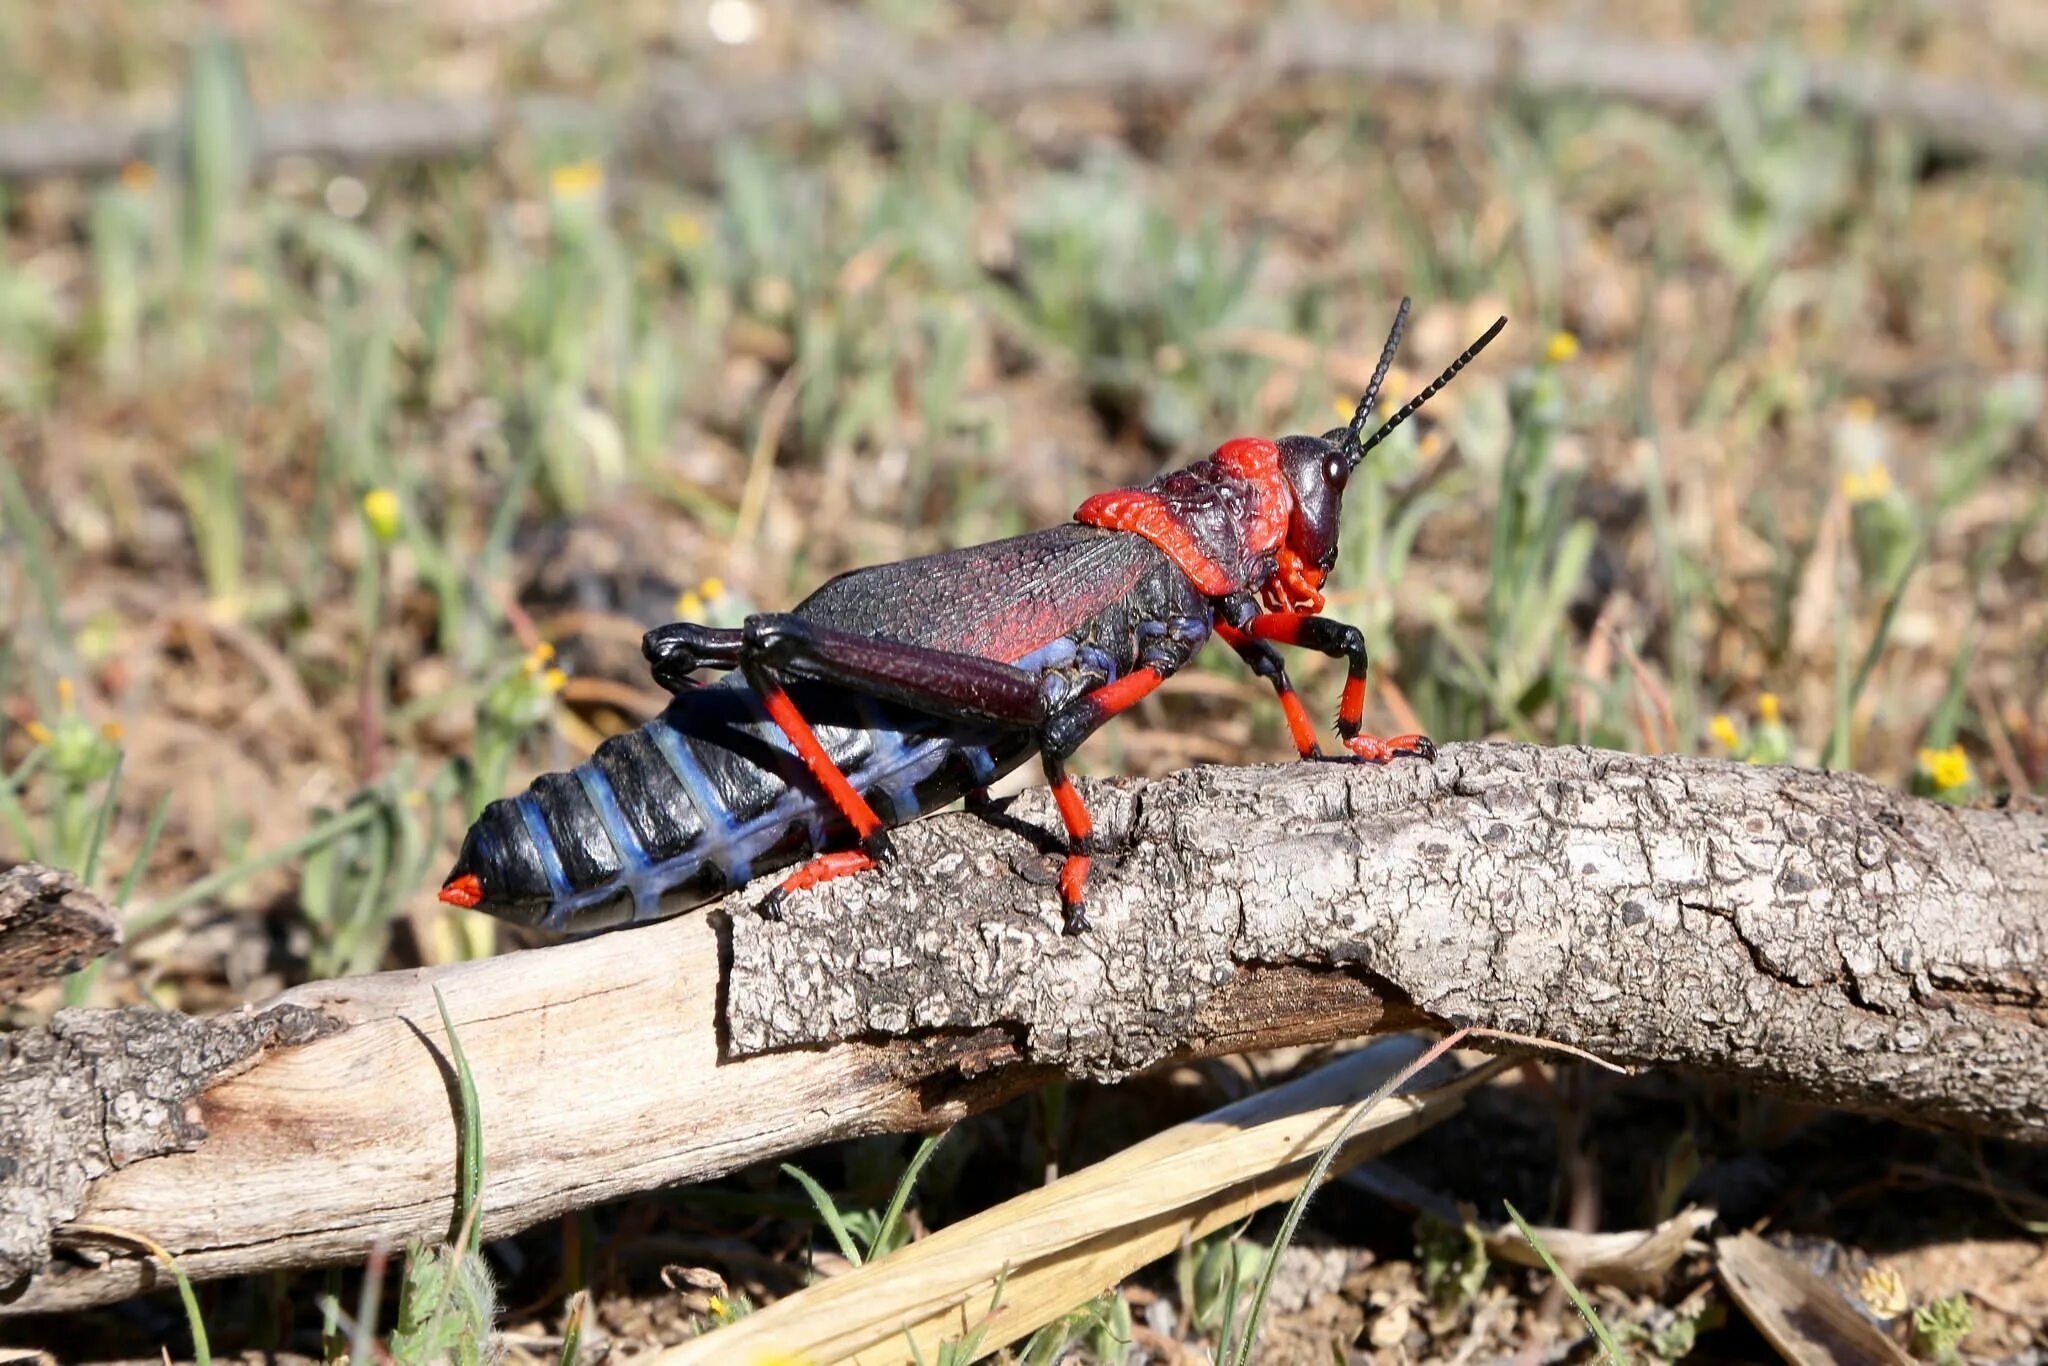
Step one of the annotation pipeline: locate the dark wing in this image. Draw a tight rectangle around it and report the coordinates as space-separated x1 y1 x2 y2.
791 524 1166 663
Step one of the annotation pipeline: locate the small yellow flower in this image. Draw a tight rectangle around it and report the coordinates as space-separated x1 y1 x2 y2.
1544 331 1580 363
361 488 402 544
665 211 706 250
1758 692 1781 724
1842 395 1877 423
542 666 569 694
1859 1264 1909 1319
1331 396 1353 423
119 160 157 194
1918 745 1971 793
550 160 605 201
100 721 124 742
520 642 558 677
1841 463 1894 504
706 1293 727 1316
676 591 706 619
1710 714 1742 751
227 266 266 305
699 577 726 601
19 679 121 781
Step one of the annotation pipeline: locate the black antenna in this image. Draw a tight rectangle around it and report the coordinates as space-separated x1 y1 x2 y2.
1342 296 1412 460
1353 314 1508 462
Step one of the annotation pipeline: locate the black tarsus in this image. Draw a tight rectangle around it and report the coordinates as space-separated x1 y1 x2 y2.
1353 314 1509 462
643 622 741 693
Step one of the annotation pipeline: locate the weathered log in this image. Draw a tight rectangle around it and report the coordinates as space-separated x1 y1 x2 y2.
1 743 2042 1318
2 15 2044 182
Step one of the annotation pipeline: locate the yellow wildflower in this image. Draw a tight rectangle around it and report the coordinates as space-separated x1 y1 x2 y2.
542 666 569 694
1544 331 1580 363
119 160 157 193
1758 692 1781 724
1859 1264 1908 1320
1709 714 1741 751
521 642 558 676
706 1294 726 1316
1842 395 1877 423
1918 745 1971 793
361 488 402 544
19 678 121 780
665 211 706 250
100 721 124 742
1841 463 1894 503
550 159 605 201
676 577 727 620
227 266 266 305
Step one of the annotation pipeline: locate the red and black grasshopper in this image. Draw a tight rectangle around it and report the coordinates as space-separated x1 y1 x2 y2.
440 301 1506 935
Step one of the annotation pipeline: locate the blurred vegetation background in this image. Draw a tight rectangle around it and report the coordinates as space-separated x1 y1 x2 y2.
2 1 2046 1360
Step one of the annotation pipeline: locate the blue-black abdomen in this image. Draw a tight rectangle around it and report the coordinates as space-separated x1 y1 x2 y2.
442 678 1031 932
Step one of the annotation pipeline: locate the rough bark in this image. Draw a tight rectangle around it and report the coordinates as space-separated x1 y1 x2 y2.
0 998 338 1288
733 745 2048 1134
2 16 2044 181
0 865 119 1005
0 743 2042 1318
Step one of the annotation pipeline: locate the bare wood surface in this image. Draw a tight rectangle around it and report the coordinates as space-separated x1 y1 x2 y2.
0 865 119 1006
1 742 2043 1317
3 15 2045 182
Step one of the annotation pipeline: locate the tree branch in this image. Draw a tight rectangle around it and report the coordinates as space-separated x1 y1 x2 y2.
2 15 2043 182
1 743 2042 1317
0 865 120 1005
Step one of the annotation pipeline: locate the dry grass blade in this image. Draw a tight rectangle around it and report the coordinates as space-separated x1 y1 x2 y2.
1716 1231 1914 1365
657 1037 1506 1366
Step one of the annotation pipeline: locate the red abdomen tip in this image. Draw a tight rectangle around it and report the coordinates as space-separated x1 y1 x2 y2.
439 873 484 908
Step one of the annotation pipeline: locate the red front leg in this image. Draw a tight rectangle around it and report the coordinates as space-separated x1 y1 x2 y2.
1245 612 1435 763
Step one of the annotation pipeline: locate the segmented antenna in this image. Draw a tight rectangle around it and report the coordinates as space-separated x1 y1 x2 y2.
1352 314 1509 465
1343 296 1412 454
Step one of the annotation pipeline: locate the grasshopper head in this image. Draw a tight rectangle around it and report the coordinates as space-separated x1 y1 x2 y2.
1271 301 1507 602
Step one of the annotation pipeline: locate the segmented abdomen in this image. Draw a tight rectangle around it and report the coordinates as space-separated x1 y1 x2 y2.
452 677 1031 932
